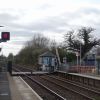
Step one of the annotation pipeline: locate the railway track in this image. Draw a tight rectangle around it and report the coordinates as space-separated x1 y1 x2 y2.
31 75 93 100
13 67 65 100
52 74 100 93
21 75 65 100
12 65 34 72
12 67 100 100
39 75 100 100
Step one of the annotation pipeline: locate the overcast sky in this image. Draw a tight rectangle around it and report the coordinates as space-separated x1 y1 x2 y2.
0 0 100 56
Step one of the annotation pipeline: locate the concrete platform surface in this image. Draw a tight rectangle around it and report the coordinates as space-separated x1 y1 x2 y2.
0 72 11 100
8 73 43 100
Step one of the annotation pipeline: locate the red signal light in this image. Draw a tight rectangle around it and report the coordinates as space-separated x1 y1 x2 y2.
1 32 10 40
3 33 8 38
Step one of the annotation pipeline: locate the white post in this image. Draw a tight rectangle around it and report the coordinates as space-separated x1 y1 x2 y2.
80 43 81 66
94 53 96 66
77 55 78 67
76 52 79 67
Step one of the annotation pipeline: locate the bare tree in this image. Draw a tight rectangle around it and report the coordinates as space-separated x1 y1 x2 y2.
15 34 50 66
64 27 100 58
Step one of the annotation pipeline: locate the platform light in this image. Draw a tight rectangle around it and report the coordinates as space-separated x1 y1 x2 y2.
1 32 10 41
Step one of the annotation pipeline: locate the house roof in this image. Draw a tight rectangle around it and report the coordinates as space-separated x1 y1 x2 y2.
39 51 55 57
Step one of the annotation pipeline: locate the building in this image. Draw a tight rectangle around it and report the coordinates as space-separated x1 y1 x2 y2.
83 53 96 66
38 51 56 72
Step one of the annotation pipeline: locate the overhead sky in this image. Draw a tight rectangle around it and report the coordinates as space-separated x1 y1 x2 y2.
0 0 100 56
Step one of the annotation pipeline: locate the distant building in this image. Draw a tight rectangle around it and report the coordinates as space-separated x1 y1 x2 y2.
38 51 56 72
83 53 96 66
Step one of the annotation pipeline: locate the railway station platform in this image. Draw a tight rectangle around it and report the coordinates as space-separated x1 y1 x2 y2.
69 73 100 80
0 71 43 100
57 70 100 80
0 72 11 100
8 73 42 100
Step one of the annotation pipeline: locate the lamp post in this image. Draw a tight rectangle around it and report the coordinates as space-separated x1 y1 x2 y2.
80 43 81 66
